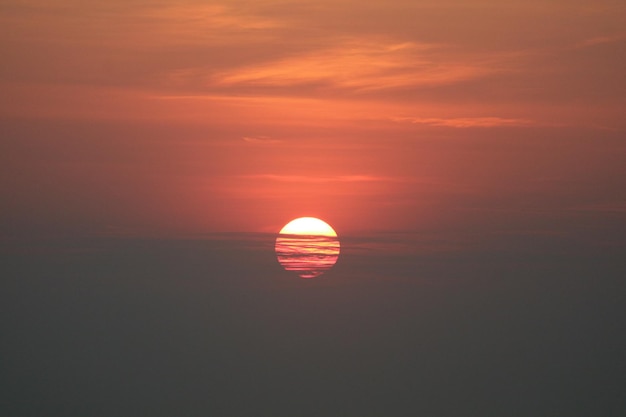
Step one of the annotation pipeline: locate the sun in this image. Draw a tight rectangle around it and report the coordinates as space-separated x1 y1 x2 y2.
278 217 337 237
276 217 340 278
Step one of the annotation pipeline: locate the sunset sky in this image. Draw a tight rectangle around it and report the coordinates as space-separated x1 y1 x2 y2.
2 0 625 239
1 1 625 416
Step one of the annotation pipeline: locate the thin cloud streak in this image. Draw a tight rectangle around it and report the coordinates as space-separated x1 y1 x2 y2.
391 116 535 128
242 136 283 145
211 39 499 91
0 2 282 47
237 174 413 183
575 33 626 48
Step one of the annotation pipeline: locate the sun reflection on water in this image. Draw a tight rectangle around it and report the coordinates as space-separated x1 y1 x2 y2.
275 234 340 278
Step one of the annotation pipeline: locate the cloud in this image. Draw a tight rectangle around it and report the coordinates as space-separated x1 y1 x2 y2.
242 136 283 144
391 116 534 128
210 39 498 92
238 174 406 183
139 3 281 45
576 33 626 48
0 2 281 46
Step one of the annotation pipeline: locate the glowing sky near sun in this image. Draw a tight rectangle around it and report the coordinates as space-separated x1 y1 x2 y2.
0 0 624 245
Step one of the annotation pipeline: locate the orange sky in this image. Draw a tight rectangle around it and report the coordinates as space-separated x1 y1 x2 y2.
1 0 625 245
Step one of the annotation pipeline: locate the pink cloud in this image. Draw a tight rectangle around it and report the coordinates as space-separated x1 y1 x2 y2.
391 116 534 128
211 39 497 91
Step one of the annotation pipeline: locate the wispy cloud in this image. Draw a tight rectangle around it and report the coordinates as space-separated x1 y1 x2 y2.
242 136 283 144
576 33 626 48
0 2 281 46
211 39 498 92
137 3 282 46
144 4 278 30
391 116 534 128
238 174 407 183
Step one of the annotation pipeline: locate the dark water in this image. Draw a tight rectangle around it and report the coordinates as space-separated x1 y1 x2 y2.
1 235 625 417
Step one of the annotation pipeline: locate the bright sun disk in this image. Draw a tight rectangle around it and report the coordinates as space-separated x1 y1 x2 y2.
278 217 337 237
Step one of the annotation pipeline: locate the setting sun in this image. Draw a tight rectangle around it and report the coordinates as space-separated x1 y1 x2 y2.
276 217 340 278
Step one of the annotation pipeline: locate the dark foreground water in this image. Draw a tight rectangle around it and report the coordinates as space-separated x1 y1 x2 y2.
1 234 625 417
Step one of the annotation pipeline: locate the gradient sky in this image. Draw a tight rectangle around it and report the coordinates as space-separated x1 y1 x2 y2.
2 0 625 242
2 2 626 416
